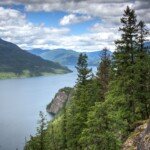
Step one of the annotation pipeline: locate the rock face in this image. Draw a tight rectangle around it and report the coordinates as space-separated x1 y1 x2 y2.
46 87 73 115
137 120 150 150
123 120 150 150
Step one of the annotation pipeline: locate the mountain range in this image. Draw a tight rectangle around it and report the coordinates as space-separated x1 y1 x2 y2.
31 41 150 66
1 38 148 79
28 42 150 66
28 48 112 66
0 39 71 79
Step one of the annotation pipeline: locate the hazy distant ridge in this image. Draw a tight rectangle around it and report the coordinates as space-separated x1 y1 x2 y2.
28 48 112 66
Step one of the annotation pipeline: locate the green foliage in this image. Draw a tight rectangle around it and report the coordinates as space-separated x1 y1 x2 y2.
25 112 49 150
26 6 150 150
113 6 149 124
66 84 95 149
80 102 121 150
135 21 150 119
76 53 92 85
59 87 73 95
78 48 113 149
47 118 63 150
96 48 111 100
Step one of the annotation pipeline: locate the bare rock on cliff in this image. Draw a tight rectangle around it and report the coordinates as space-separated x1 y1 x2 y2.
46 87 73 115
123 120 150 150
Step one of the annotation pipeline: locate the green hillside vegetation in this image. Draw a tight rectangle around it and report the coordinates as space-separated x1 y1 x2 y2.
0 39 71 79
41 49 79 66
25 7 150 150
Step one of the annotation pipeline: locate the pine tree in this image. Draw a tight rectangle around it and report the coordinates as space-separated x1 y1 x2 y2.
66 101 78 150
76 53 92 85
66 86 91 149
36 111 48 150
80 102 121 150
66 54 98 149
113 6 139 125
61 104 67 150
25 112 48 150
136 21 150 119
24 135 38 150
97 48 111 100
25 6 150 150
79 48 115 149
107 6 150 136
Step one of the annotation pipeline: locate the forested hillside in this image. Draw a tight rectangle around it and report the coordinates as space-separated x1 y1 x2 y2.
0 39 71 79
29 48 112 66
25 6 150 150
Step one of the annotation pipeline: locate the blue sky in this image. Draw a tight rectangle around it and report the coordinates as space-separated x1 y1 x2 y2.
27 11 99 35
0 0 149 52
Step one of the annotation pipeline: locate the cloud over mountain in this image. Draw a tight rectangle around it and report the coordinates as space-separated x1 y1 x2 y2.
0 0 149 52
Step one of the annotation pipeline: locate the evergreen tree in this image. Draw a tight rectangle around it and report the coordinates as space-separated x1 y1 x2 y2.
79 48 114 149
61 104 67 150
36 111 48 150
66 86 91 149
50 123 56 150
113 6 139 125
66 101 78 150
76 53 92 85
66 54 98 149
25 112 48 150
25 6 150 150
80 102 121 150
96 48 111 100
24 135 38 150
107 6 150 136
136 21 150 119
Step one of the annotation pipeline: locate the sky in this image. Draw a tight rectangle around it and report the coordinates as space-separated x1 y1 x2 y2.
0 0 149 52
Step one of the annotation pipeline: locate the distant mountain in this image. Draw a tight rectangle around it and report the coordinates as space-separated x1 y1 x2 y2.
41 49 79 66
28 48 112 66
28 48 50 56
0 39 71 79
86 51 112 66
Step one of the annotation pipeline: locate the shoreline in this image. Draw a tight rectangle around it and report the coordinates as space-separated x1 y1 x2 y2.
0 70 72 80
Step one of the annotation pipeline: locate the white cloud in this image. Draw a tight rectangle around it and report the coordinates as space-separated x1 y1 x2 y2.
0 1 149 24
0 6 118 52
0 7 70 50
60 14 91 25
25 1 150 27
0 0 149 52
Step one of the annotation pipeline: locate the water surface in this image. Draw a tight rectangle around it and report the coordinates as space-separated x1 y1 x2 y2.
0 67 77 150
0 66 97 150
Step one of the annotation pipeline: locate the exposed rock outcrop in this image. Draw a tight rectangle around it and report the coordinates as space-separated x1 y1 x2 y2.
123 120 150 150
46 87 73 115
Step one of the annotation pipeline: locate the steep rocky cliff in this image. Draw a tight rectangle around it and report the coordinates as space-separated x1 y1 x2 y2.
46 87 73 115
123 120 150 150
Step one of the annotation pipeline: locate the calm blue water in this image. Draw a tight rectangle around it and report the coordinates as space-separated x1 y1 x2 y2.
0 66 96 150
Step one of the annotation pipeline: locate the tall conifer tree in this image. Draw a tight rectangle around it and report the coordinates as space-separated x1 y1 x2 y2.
76 53 92 85
136 21 150 119
97 48 111 100
113 6 139 125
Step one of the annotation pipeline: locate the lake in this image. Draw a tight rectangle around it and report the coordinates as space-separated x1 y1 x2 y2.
0 66 96 150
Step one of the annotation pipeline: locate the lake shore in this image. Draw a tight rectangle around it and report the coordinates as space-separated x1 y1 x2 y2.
0 69 72 80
